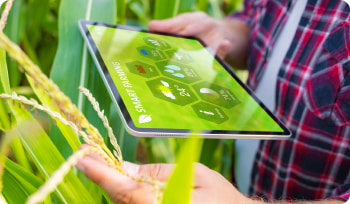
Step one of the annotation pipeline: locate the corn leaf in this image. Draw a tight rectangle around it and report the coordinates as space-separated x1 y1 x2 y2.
3 0 25 87
200 139 220 167
49 0 115 147
10 105 97 203
162 135 203 204
207 0 224 18
196 0 209 12
27 76 81 155
154 0 196 20
0 48 11 130
178 0 197 13
116 0 126 24
10 138 33 173
50 0 115 104
1 157 47 204
109 108 138 162
0 43 31 173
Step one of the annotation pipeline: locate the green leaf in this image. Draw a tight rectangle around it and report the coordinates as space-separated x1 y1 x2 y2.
149 138 175 163
153 0 196 20
50 0 115 104
178 0 196 13
0 48 12 130
116 0 126 24
3 0 25 87
109 107 138 162
49 0 116 155
2 157 45 204
27 76 81 154
153 0 180 20
200 139 220 167
128 1 149 26
10 105 97 203
207 0 224 18
196 0 209 12
162 135 203 204
10 138 33 173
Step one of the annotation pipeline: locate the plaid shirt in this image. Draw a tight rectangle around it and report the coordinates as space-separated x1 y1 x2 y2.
230 0 350 201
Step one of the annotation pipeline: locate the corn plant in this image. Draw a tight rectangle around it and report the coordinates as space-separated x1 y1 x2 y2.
0 0 243 203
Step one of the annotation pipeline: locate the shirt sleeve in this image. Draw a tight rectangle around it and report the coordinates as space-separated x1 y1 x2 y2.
326 183 350 201
226 0 256 28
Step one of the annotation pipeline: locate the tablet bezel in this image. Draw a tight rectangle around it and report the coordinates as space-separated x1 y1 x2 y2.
78 20 291 139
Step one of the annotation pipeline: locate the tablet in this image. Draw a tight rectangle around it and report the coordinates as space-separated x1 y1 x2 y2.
78 20 291 139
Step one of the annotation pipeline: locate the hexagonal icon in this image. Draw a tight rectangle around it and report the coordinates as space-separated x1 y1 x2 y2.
192 102 228 124
143 37 171 50
125 61 159 78
165 49 193 64
192 81 240 109
155 61 201 84
137 46 167 61
146 77 198 106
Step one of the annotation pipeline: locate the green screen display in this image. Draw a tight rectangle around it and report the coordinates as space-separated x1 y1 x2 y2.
86 24 284 133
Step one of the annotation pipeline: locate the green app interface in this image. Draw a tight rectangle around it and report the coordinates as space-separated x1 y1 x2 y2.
88 25 283 132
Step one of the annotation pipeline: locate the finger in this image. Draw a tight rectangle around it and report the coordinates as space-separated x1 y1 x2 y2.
78 144 109 164
216 39 232 59
148 17 186 33
77 155 154 203
76 155 133 190
149 12 207 34
178 18 215 36
136 163 175 182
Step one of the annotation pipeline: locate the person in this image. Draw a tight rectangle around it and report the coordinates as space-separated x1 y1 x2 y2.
77 0 350 202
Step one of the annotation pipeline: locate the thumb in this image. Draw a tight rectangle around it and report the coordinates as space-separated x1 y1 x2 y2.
216 39 232 59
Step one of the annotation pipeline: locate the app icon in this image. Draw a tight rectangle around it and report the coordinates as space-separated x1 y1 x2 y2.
140 49 149 55
135 64 146 74
137 46 166 61
164 65 185 78
165 50 193 64
160 80 176 100
143 37 171 50
199 88 220 99
139 115 152 124
146 77 198 106
192 102 229 124
126 61 159 78
193 82 240 109
155 61 201 84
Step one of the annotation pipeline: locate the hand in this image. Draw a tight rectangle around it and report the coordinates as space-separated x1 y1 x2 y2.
76 145 250 204
148 12 250 69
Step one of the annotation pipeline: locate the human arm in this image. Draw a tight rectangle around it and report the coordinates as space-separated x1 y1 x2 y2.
76 145 344 204
148 12 250 69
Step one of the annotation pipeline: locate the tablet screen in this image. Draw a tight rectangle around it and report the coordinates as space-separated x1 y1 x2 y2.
79 20 291 139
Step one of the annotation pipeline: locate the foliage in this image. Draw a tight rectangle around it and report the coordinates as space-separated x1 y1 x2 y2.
0 0 243 203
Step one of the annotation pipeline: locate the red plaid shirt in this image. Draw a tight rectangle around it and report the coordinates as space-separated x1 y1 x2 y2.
230 0 350 201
